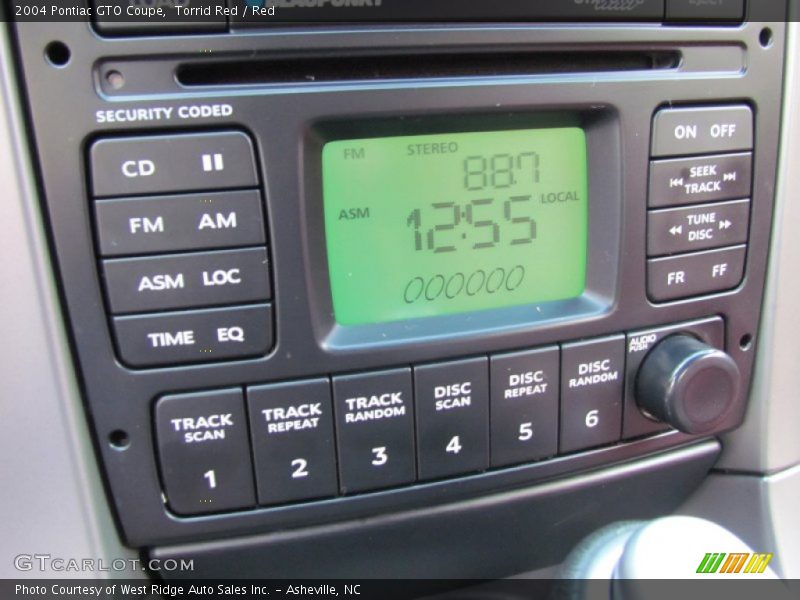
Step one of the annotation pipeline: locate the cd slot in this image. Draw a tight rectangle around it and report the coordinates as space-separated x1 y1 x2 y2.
176 50 681 87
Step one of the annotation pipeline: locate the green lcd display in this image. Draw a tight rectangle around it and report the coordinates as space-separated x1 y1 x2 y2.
322 126 589 326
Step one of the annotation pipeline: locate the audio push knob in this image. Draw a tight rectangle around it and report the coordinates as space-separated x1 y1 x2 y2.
635 335 740 435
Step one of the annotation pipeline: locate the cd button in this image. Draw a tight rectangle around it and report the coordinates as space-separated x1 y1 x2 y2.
651 105 753 157
648 199 750 257
248 379 338 506
649 152 752 208
647 245 746 302
332 369 416 494
90 131 258 198
113 304 273 367
94 190 266 256
414 358 489 481
103 248 271 314
155 389 256 516
560 336 625 454
490 348 559 468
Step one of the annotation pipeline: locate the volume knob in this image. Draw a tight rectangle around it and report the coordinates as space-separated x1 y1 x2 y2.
635 335 740 435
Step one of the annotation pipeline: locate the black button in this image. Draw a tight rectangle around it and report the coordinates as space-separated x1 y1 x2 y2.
624 317 724 439
113 304 272 367
94 190 266 256
490 348 559 468
651 106 753 157
248 379 338 506
649 152 752 208
155 389 255 515
332 369 416 494
103 248 271 314
92 0 228 35
666 0 744 21
560 336 625 454
648 246 746 302
90 132 258 198
648 200 750 257
414 358 489 481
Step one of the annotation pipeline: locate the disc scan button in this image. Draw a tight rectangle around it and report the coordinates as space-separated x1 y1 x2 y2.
649 152 752 207
414 358 490 481
155 389 256 516
648 245 746 301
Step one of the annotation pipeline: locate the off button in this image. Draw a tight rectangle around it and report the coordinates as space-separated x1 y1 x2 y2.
651 105 753 157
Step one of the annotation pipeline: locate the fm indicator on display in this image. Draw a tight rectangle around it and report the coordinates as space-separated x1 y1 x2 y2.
322 126 589 326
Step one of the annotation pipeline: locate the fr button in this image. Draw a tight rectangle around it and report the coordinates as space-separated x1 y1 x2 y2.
155 389 256 515
248 379 338 506
560 335 625 454
490 348 559 467
648 246 746 302
414 358 489 481
332 369 416 494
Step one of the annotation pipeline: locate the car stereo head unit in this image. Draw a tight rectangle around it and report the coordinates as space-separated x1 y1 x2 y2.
10 1 786 559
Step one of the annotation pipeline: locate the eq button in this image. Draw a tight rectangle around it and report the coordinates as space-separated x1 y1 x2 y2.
414 358 490 481
560 336 625 454
490 348 559 468
332 369 416 494
155 389 256 516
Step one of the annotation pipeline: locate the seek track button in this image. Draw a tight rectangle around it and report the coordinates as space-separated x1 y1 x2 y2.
649 152 752 208
648 199 750 256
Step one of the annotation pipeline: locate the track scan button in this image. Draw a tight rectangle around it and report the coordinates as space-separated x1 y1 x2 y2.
95 190 265 256
648 246 746 301
649 153 752 208
648 200 750 256
490 348 559 468
114 304 272 367
248 379 338 506
414 358 489 481
560 336 625 454
103 248 271 314
652 106 753 157
155 389 256 515
332 369 416 494
90 132 258 198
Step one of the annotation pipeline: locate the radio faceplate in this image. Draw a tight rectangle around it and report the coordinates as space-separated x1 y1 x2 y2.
12 18 784 546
